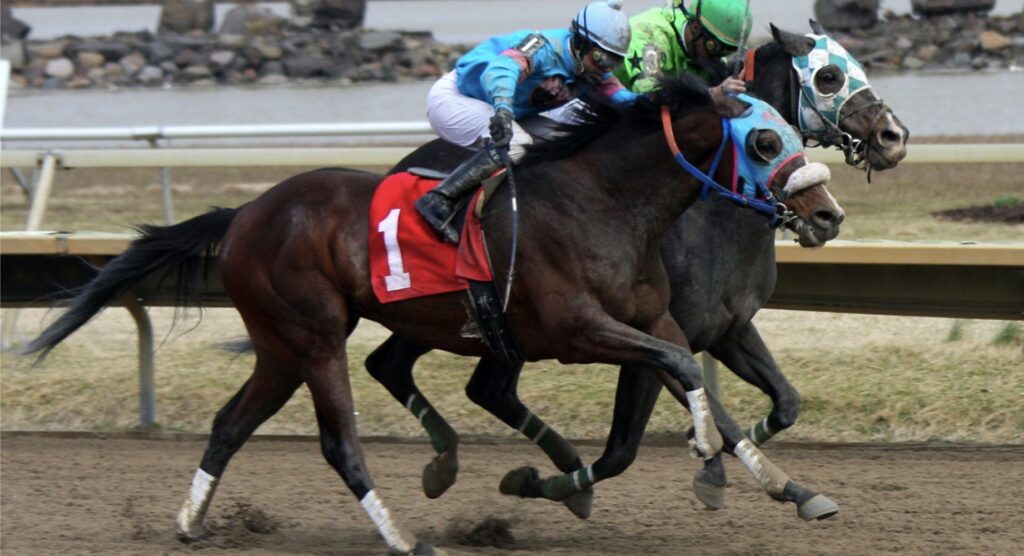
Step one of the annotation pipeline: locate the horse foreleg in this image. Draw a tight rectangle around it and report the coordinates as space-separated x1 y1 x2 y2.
365 334 460 499
708 321 800 446
177 357 302 541
466 357 591 518
657 363 837 520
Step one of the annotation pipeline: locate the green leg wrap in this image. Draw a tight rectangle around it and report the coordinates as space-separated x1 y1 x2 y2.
539 466 595 501
407 394 456 454
520 413 582 472
748 417 775 446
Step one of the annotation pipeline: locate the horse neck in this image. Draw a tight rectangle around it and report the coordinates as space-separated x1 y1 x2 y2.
574 108 727 245
749 45 797 125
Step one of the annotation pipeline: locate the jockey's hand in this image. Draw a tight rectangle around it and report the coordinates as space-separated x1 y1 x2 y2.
711 76 747 99
489 106 515 148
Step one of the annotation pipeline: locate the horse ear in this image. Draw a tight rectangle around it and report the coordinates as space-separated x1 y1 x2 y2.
770 23 815 56
713 93 749 119
809 19 826 35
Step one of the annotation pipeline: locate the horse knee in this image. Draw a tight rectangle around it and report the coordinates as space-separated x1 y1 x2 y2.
772 388 801 430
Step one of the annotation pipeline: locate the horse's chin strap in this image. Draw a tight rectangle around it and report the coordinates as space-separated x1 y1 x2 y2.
660 105 789 227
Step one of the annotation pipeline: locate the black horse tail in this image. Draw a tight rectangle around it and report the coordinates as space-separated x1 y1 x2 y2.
22 207 238 360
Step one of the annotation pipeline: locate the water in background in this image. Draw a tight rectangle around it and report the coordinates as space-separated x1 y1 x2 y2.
4 0 1023 142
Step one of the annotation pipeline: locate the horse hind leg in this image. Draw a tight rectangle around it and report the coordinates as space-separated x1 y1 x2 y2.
365 334 461 499
177 355 302 540
464 357 592 519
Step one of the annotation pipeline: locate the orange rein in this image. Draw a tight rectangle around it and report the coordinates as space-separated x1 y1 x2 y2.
740 48 757 82
660 105 683 158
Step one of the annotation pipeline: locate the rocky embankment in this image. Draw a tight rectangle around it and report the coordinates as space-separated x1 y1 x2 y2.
830 10 1024 71
2 6 466 89
1 6 1022 90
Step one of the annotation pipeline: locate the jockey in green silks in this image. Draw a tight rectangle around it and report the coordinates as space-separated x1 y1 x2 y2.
614 0 752 97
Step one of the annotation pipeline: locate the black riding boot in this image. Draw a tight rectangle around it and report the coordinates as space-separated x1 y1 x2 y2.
415 147 504 244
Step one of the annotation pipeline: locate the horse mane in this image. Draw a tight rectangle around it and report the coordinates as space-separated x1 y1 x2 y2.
522 72 714 166
753 41 790 69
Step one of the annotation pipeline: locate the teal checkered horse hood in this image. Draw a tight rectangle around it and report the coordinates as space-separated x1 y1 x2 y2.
792 34 872 132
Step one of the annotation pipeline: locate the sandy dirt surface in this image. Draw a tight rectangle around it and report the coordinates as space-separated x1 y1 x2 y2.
1 434 1021 555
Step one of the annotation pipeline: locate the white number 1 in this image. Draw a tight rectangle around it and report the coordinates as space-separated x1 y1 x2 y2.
378 208 411 291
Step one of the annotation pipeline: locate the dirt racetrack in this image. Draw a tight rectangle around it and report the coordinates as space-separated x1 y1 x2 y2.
2 434 1022 555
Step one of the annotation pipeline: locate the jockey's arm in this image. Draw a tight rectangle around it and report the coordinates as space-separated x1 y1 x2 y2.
479 44 537 115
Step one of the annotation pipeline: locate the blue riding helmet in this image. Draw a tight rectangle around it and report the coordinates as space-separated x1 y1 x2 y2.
572 0 632 57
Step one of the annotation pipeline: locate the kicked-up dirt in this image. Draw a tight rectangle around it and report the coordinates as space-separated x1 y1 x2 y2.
1 434 1021 555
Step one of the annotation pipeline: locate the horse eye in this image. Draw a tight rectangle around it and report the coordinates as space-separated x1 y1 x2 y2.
746 130 782 163
813 65 846 95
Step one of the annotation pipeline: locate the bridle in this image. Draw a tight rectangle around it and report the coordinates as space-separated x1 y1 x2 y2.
741 45 891 181
659 105 798 229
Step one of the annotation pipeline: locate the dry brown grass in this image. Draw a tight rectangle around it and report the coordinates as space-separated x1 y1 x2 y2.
1 147 1022 442
2 309 1021 443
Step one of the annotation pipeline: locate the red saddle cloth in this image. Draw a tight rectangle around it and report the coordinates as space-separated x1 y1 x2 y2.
369 172 493 304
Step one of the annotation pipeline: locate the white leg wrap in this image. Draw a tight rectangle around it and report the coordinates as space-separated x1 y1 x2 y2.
176 468 219 539
685 388 718 457
734 439 789 497
360 489 416 554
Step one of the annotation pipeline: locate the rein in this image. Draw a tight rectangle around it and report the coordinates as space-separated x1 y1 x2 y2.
659 105 793 227
491 143 518 311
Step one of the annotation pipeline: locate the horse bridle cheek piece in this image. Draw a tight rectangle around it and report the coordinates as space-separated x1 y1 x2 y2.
659 103 793 228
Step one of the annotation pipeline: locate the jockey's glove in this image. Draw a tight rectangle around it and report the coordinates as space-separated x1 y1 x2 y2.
489 105 515 148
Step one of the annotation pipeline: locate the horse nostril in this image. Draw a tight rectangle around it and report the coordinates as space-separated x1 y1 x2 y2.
879 129 902 146
814 209 845 227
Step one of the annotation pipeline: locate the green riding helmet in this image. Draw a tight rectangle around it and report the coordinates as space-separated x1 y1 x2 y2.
676 0 753 48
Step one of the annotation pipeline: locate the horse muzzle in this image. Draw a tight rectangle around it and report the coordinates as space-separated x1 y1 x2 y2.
781 162 845 247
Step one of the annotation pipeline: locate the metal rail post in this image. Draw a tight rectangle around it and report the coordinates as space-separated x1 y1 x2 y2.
25 153 58 232
2 153 59 351
147 138 175 224
120 292 156 429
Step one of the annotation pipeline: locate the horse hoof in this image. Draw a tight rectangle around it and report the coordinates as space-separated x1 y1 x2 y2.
692 474 726 510
562 487 593 519
411 540 439 555
499 466 540 498
797 494 839 521
176 511 206 542
422 453 459 499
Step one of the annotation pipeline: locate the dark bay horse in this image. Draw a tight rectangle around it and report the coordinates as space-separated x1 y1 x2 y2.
24 78 842 555
362 22 908 519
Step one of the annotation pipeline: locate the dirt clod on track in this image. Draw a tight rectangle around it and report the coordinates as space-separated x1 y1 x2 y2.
1 434 1021 555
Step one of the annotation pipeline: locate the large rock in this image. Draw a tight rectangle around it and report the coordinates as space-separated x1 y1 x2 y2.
219 5 286 35
159 0 215 33
814 0 880 31
911 0 995 16
296 0 366 30
1 7 31 41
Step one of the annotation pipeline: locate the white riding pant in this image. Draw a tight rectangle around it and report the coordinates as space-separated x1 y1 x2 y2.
426 71 533 162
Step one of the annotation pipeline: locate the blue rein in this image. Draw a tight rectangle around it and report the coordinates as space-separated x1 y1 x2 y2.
669 118 784 225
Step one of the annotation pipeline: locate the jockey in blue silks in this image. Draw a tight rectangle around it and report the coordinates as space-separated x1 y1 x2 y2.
417 0 638 244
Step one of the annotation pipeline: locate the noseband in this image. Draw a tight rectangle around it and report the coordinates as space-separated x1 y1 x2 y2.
659 105 796 228
796 83 888 174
